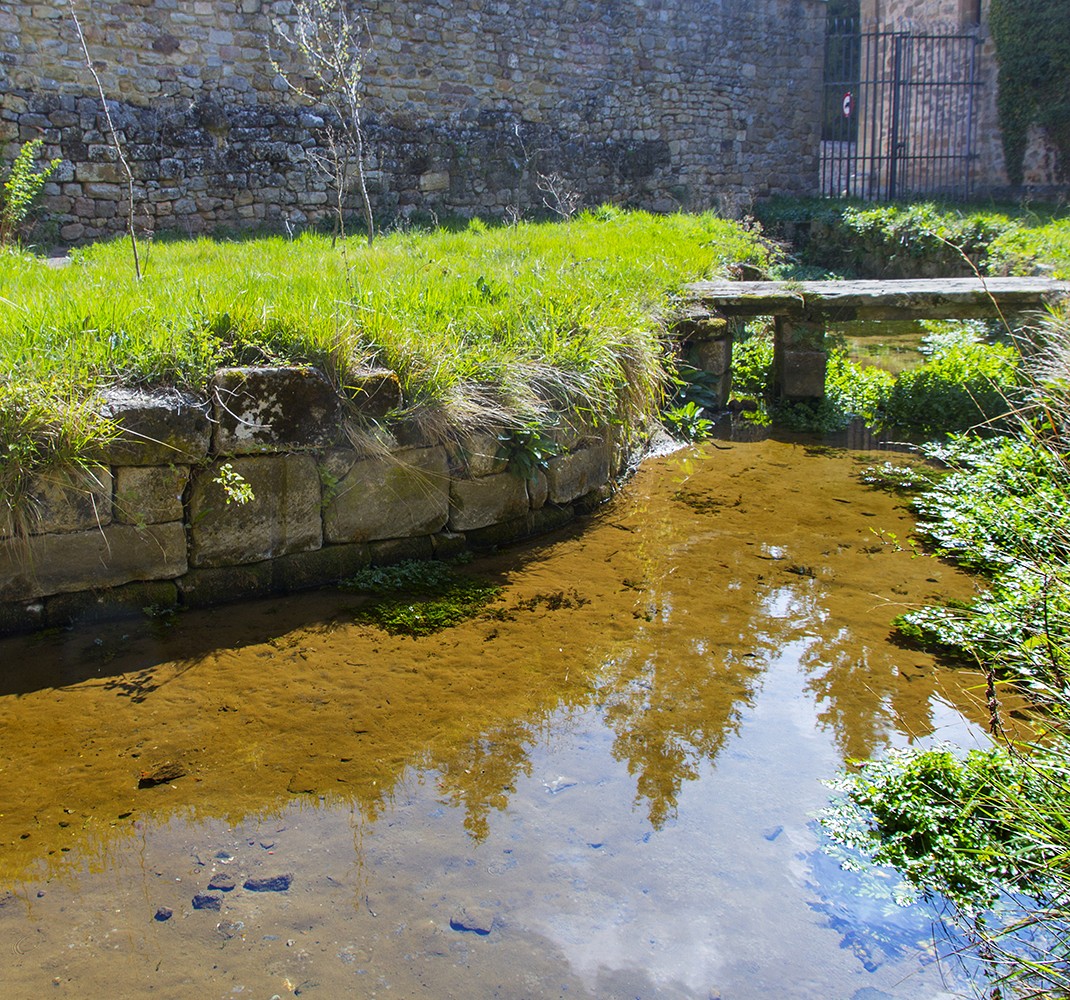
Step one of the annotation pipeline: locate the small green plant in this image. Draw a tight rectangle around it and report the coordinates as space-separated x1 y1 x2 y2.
212 462 254 505
1 139 61 246
662 401 714 441
730 326 774 396
496 423 561 481
823 744 1062 910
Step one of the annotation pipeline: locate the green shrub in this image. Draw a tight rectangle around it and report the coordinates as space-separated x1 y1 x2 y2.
879 336 1018 436
730 327 774 396
824 744 1060 910
1 139 61 246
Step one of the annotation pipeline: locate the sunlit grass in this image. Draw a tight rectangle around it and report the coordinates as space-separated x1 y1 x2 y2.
0 209 770 434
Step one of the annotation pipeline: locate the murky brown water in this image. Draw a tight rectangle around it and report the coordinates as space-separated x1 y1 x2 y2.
0 439 998 999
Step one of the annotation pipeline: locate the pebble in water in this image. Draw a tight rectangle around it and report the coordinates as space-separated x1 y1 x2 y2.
192 893 222 911
154 907 173 922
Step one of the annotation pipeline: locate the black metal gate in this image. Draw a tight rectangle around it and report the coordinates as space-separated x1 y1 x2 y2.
821 19 982 201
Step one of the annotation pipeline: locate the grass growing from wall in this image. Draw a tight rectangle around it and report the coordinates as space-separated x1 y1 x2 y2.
0 208 773 487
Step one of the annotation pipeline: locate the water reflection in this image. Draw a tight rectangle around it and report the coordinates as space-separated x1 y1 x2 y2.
0 440 997 997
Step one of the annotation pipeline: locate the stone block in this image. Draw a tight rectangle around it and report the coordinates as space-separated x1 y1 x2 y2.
688 337 731 376
7 465 112 536
527 469 548 510
115 465 188 525
177 561 274 608
431 530 467 560
0 522 187 601
545 442 611 505
97 389 211 466
46 580 179 628
188 454 322 567
530 504 577 537
368 534 435 565
323 446 449 543
464 514 534 550
343 367 402 419
211 366 342 454
673 313 729 343
0 599 46 636
777 349 827 401
451 432 508 478
271 542 371 592
448 472 529 531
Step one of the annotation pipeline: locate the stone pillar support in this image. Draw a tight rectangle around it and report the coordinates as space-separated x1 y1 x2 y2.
773 316 826 401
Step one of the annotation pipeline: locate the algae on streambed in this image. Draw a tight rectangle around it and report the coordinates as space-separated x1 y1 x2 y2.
0 439 1003 998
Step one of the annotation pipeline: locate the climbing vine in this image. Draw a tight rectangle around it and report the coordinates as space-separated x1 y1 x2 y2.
989 0 1070 185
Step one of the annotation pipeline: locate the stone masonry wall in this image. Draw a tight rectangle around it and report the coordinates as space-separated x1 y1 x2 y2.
0 0 827 242
0 367 625 635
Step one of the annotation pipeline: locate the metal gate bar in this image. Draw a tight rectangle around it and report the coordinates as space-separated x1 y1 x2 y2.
821 20 981 201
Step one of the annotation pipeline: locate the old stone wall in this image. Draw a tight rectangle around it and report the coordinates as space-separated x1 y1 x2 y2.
0 366 625 634
0 0 827 243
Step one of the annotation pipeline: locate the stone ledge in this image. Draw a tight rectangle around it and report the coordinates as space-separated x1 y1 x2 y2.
97 389 211 466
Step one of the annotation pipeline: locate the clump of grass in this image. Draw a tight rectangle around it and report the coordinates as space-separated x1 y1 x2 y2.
0 378 116 538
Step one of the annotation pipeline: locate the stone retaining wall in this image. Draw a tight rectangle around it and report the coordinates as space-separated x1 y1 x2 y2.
0 366 623 635
1 0 826 242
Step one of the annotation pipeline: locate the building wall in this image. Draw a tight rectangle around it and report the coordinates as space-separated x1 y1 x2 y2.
0 0 827 242
860 0 1063 191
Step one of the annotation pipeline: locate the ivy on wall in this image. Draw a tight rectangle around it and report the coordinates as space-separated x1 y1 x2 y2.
989 0 1070 185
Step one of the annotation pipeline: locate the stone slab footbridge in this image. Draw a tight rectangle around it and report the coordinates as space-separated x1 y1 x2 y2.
675 277 1070 403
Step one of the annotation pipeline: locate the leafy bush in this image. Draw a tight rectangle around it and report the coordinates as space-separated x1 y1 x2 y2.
730 327 774 396
988 219 1070 279
662 401 715 440
878 335 1018 436
824 744 1059 909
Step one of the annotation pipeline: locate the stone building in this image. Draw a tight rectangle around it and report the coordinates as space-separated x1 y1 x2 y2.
0 0 827 243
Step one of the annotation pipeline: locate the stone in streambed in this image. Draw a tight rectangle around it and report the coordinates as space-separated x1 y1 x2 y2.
243 874 292 892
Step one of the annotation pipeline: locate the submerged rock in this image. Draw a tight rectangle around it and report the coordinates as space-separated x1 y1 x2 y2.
243 874 292 892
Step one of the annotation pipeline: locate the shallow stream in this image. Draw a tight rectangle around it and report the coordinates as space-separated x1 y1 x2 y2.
0 439 998 999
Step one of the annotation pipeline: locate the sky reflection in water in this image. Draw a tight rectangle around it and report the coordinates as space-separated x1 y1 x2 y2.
0 439 997 998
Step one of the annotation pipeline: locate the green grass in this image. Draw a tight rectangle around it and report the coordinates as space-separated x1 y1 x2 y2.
757 198 1070 279
0 208 770 452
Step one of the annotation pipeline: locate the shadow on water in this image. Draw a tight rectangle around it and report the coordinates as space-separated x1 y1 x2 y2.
0 438 1006 998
